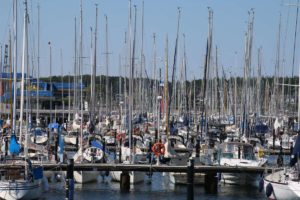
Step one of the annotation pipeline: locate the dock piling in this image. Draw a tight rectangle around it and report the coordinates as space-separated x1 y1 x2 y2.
204 171 218 194
65 159 74 200
187 158 194 200
120 171 130 192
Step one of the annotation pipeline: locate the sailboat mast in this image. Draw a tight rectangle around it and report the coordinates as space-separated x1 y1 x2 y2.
73 17 77 115
19 0 29 143
105 15 109 116
61 50 64 122
12 0 17 134
91 4 97 122
37 2 40 121
80 0 83 159
168 7 181 124
49 42 52 123
164 35 169 138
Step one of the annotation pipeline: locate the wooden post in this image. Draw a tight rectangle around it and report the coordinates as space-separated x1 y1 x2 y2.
55 134 58 163
187 158 194 200
205 172 218 194
272 129 275 149
4 137 8 156
120 171 130 192
102 139 106 163
119 138 122 163
65 159 74 200
148 140 152 164
76 135 79 150
195 138 200 158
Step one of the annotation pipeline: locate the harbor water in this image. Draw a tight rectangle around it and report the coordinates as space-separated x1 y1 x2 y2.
42 155 289 199
45 172 265 200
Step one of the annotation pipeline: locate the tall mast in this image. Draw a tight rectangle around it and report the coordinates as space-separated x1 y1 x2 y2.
61 50 64 122
48 42 52 123
140 1 145 114
91 4 98 122
19 0 29 143
168 7 181 123
164 35 169 138
129 4 137 162
37 2 40 121
80 0 83 159
201 8 213 136
105 15 109 116
12 0 18 134
73 17 77 115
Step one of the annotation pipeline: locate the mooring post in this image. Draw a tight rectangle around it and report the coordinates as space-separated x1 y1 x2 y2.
205 171 218 194
4 137 8 156
76 136 79 150
148 140 152 164
119 138 122 163
65 159 74 200
54 134 58 163
195 138 200 158
120 171 130 192
187 158 194 200
102 139 106 163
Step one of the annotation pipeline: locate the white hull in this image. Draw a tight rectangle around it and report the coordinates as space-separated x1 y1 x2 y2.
264 170 300 200
74 171 99 183
168 172 205 185
64 136 77 145
30 136 48 144
0 180 42 200
222 173 260 186
110 171 144 184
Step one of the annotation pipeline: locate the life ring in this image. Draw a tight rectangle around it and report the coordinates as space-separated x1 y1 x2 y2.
116 133 126 141
151 142 165 157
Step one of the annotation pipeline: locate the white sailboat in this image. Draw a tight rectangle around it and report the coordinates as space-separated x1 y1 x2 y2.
111 3 145 184
0 1 44 199
72 2 100 184
219 141 267 185
263 63 300 199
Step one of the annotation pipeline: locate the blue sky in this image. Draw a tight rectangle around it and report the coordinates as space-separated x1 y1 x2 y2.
0 0 298 80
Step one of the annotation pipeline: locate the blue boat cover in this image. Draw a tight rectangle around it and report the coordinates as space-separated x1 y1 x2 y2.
59 128 64 154
255 124 268 134
48 123 59 129
9 135 20 155
33 129 43 136
33 166 43 179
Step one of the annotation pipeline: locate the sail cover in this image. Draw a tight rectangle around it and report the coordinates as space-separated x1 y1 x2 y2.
9 134 20 155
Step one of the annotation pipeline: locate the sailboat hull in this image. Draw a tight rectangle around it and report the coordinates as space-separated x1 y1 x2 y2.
0 180 42 200
110 171 144 184
74 171 99 183
168 172 205 184
222 172 260 186
264 170 300 200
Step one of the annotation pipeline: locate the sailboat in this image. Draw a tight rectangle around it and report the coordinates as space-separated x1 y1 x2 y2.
72 2 102 184
0 1 44 199
110 2 145 184
263 61 300 199
263 134 300 200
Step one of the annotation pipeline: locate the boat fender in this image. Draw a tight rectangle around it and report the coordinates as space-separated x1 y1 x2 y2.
258 178 264 192
266 183 273 197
